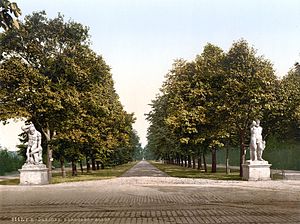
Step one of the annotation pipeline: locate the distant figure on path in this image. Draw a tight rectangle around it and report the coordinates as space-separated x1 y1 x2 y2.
249 120 266 161
21 123 43 165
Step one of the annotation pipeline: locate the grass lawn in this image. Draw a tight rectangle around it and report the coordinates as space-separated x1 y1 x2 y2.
0 161 138 185
0 178 20 185
150 161 242 180
52 161 138 184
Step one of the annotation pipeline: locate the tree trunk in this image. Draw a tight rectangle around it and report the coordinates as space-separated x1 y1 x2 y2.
40 126 55 183
42 127 57 183
79 160 83 174
239 130 246 177
198 153 202 170
46 143 52 183
60 157 66 178
192 156 196 169
226 147 230 174
188 155 192 168
96 161 100 170
71 161 77 176
86 156 91 173
181 156 184 166
184 156 187 167
203 153 207 173
91 157 96 170
211 147 217 173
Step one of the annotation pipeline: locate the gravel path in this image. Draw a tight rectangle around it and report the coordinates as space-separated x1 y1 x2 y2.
0 161 300 224
122 160 169 177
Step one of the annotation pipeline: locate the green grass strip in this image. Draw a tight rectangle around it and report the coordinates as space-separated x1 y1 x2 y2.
0 161 138 185
150 161 242 180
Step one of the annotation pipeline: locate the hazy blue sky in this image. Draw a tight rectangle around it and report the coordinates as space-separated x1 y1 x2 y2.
1 0 300 149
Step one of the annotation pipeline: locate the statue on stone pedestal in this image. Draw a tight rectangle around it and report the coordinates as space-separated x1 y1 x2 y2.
249 120 266 161
21 123 43 165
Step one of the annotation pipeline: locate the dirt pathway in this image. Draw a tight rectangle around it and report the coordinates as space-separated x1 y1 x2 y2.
0 161 300 223
122 160 168 177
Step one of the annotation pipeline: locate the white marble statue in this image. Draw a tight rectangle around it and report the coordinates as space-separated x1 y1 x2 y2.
249 120 266 161
21 123 43 165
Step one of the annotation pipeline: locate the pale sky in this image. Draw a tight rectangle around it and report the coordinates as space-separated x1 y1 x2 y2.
1 0 300 150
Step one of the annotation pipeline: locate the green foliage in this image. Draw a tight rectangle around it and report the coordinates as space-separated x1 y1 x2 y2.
0 148 24 175
276 63 300 138
143 145 156 160
0 0 21 30
130 130 143 160
0 11 137 174
147 40 297 176
146 93 179 161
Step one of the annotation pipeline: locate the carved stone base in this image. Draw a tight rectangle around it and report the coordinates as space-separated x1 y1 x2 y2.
242 160 271 181
19 164 49 185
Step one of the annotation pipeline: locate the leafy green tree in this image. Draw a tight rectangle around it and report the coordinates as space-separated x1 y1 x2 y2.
163 60 203 156
146 93 179 163
128 130 143 161
193 44 229 172
143 145 156 160
0 11 135 181
147 40 279 177
0 12 92 181
0 0 21 30
106 114 136 165
153 45 228 172
276 62 300 140
222 40 277 176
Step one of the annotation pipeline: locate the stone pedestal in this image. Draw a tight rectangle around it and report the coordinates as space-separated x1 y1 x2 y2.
242 160 271 181
19 164 49 185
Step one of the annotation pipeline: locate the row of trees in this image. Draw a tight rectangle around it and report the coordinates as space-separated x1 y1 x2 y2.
146 40 299 176
0 12 141 180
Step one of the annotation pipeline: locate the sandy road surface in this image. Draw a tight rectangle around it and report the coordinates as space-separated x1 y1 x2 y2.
0 161 299 223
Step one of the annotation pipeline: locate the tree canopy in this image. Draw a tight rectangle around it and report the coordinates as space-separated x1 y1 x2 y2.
146 40 297 176
0 11 139 179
